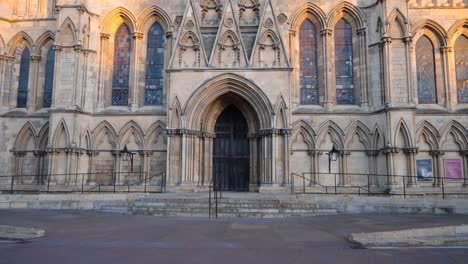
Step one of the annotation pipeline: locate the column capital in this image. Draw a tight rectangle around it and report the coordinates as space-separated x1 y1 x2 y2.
381 35 392 44
403 36 413 43
381 147 399 154
366 150 379 157
132 32 144 40
30 55 42 62
289 29 297 37
100 33 110 40
440 46 453 53
402 147 418 154
166 31 173 39
429 150 445 157
320 29 332 37
357 27 367 36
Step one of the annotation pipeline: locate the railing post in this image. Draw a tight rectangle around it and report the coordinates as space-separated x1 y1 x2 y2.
47 173 51 194
367 174 371 196
334 173 337 195
302 173 306 194
10 175 14 194
81 173 85 193
441 176 445 199
291 173 294 194
209 182 212 218
403 175 406 198
144 172 147 193
113 172 117 193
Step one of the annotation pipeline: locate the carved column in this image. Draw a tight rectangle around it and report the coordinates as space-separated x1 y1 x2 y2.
461 150 468 186
404 36 415 104
97 33 110 110
308 150 320 186
72 45 83 108
28 55 41 111
440 46 453 110
403 147 418 187
340 150 351 186
357 28 368 108
131 32 143 110
51 45 62 108
111 150 121 185
381 35 392 106
320 29 333 109
382 147 399 188
430 150 445 187
366 150 379 187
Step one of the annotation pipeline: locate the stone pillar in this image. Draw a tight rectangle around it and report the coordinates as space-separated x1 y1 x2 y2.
308 150 320 186
357 28 368 109
430 150 445 187
340 150 351 186
97 33 110 110
51 45 61 108
320 29 333 109
72 45 83 108
403 147 418 187
382 147 399 188
86 150 98 184
28 55 41 112
111 150 121 184
404 36 415 104
461 150 468 186
381 36 392 106
131 32 143 110
440 46 453 110
366 150 378 187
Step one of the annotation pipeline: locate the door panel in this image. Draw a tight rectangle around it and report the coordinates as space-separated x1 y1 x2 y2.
213 105 250 192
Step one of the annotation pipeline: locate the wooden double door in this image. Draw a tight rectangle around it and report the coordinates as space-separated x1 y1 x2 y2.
213 105 250 192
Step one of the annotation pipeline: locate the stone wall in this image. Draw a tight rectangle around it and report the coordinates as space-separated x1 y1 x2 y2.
0 0 466 193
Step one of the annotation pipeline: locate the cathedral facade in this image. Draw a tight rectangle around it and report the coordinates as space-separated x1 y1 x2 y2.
0 0 467 193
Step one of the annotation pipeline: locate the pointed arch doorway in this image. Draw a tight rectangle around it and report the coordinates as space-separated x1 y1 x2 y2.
213 105 250 192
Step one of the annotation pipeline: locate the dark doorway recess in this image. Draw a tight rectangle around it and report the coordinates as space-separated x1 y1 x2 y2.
213 105 250 192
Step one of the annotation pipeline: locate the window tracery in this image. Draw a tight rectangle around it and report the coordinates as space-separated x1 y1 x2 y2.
112 24 132 106
145 23 165 106
335 19 354 105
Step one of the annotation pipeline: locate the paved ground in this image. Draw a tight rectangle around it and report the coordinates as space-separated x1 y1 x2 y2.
0 210 468 264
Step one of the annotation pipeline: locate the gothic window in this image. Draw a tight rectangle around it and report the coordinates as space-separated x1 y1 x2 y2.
335 19 354 105
299 19 319 105
416 36 437 104
455 35 468 104
145 23 165 106
112 23 132 106
43 48 55 108
17 47 30 108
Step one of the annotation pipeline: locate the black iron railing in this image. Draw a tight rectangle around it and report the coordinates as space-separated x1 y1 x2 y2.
0 171 166 194
290 172 464 199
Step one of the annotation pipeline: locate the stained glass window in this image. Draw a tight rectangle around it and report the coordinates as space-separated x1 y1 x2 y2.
112 24 132 106
335 19 354 105
299 19 319 105
455 35 468 103
416 36 437 104
17 47 30 108
43 48 55 108
145 23 165 106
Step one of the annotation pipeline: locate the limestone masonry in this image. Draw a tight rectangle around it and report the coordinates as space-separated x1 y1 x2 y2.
0 0 467 194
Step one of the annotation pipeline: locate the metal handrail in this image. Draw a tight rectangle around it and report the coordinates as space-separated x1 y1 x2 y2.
82 172 166 194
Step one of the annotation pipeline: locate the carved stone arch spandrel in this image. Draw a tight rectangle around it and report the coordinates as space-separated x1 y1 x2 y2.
394 119 413 148
58 17 77 46
118 121 145 149
344 121 372 150
52 119 70 148
14 121 38 150
92 121 118 150
7 31 35 56
289 2 327 32
101 7 137 35
386 8 408 38
317 121 345 150
136 5 173 34
291 120 316 151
